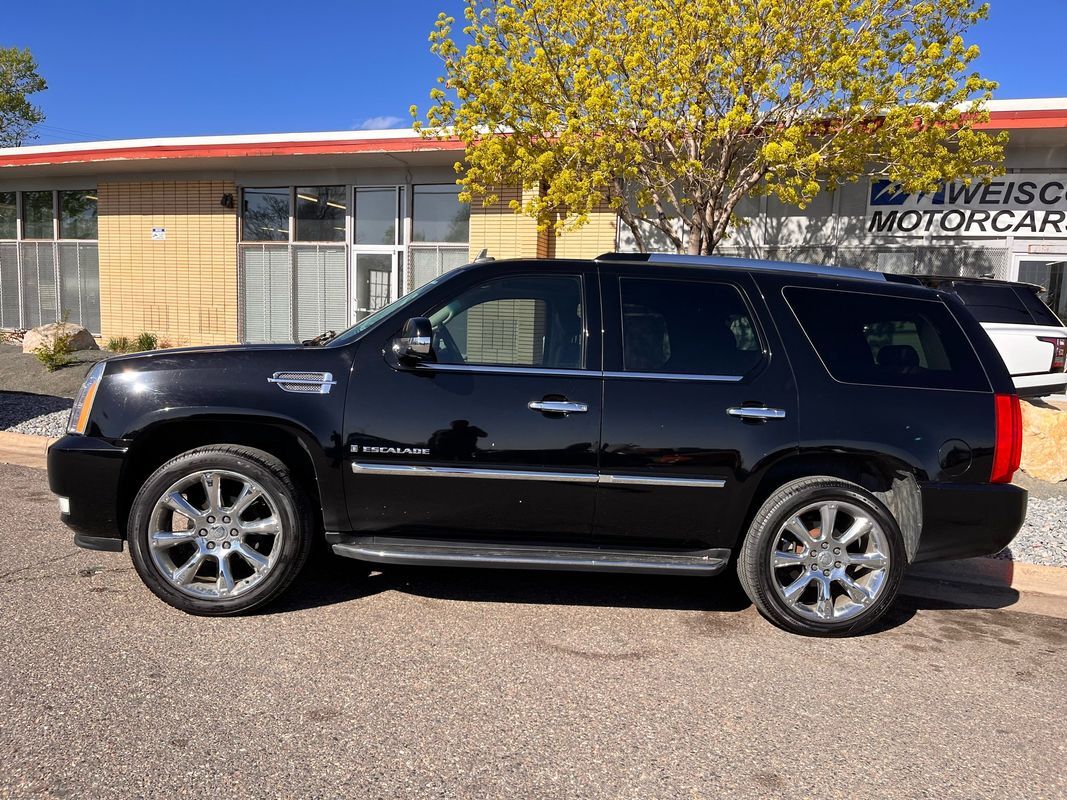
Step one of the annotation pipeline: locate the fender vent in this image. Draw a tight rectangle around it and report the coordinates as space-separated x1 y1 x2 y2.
267 371 336 394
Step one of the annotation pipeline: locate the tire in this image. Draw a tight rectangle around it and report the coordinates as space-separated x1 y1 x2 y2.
127 445 314 615
737 476 905 637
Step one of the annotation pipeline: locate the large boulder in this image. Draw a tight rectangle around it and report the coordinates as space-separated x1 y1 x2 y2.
22 322 99 354
1020 400 1067 483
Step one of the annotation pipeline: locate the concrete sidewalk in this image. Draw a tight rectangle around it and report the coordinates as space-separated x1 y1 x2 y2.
0 430 55 471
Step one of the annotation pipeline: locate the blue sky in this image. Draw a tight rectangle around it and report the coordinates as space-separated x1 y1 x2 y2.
4 0 1063 145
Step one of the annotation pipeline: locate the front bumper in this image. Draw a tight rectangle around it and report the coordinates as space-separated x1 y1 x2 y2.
913 482 1028 563
47 434 128 550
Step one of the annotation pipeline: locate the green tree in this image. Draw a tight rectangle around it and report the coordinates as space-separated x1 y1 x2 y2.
0 47 47 147
415 0 1006 254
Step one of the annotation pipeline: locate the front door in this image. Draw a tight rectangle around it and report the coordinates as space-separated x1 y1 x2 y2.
352 251 397 321
344 263 603 541
595 267 799 549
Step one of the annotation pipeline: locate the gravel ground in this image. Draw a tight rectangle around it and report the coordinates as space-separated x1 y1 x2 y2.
995 496 1067 568
0 342 108 399
1 463 1066 800
0 392 73 437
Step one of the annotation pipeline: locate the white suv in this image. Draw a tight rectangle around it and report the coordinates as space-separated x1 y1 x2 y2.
914 277 1067 398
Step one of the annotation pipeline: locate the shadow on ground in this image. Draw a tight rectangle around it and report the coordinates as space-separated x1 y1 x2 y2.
0 391 73 427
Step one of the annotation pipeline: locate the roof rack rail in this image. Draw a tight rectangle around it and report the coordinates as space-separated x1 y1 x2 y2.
595 252 885 283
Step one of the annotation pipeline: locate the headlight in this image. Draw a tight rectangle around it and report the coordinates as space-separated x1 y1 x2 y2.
68 361 107 435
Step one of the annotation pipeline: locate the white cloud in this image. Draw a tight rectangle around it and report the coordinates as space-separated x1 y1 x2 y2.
355 115 406 130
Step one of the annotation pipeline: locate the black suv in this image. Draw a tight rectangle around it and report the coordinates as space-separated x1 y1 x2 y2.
48 253 1027 636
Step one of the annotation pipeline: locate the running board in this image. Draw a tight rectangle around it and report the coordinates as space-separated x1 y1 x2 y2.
326 535 730 576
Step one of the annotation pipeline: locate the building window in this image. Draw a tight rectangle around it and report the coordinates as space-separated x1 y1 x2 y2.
0 192 15 239
412 184 469 243
0 189 100 333
242 188 290 241
353 187 399 245
59 190 98 240
22 191 54 239
296 185 346 242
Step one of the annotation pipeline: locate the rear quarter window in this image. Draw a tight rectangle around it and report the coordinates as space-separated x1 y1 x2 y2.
785 287 989 392
951 283 1034 324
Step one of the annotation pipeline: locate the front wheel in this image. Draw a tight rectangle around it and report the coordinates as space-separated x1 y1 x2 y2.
737 476 905 637
127 445 313 615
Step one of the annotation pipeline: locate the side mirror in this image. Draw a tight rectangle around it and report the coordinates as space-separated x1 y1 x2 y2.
392 317 433 363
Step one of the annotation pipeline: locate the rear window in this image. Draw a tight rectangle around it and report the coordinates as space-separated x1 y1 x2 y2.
1013 286 1064 327
785 287 989 391
952 282 1058 325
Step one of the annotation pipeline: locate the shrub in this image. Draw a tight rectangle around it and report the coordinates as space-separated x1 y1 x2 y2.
34 328 74 372
135 332 159 352
106 336 135 353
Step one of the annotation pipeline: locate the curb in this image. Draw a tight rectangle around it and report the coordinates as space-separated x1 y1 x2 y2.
0 430 56 471
906 557 1067 599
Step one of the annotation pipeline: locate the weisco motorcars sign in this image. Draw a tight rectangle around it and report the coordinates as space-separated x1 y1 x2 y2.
866 175 1067 237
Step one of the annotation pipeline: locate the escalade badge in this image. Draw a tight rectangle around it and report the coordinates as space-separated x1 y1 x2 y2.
352 445 430 455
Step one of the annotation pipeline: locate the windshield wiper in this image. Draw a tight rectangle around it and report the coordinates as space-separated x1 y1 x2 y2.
301 330 337 347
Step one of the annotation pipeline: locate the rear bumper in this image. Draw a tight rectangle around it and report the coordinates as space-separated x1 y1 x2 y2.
913 482 1027 563
1013 372 1067 398
47 434 128 548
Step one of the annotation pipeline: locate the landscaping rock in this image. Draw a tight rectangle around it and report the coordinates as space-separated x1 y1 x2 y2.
1021 401 1067 483
21 322 99 355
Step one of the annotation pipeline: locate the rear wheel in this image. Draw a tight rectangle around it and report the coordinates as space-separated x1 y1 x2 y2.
127 445 313 615
737 476 905 637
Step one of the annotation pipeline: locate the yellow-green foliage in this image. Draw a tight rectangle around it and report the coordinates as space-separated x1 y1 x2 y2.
33 328 73 372
415 0 1006 254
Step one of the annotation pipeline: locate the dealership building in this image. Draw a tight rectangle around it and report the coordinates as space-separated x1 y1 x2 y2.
0 97 1065 346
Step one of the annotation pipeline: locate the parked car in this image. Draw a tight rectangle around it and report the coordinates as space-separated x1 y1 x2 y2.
47 253 1027 636
895 275 1067 398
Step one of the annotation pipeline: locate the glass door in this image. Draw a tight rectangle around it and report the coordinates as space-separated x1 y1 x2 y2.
353 251 397 321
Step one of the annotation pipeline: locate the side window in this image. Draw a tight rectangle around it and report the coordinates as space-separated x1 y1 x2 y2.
620 278 763 376
429 275 584 369
785 287 989 391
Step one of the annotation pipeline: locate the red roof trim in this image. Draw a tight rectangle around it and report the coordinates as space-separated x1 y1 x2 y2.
0 136 467 169
1 110 1065 169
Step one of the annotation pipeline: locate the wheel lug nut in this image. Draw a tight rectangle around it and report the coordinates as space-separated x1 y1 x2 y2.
230 529 238 536
822 542 829 549
835 561 842 568
222 541 230 549
222 516 231 524
811 564 818 570
207 515 216 524
198 529 207 536
823 569 830 576
207 541 215 549
834 547 841 554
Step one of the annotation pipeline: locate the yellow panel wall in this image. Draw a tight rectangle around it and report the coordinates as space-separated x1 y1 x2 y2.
98 181 238 346
553 203 619 259
468 186 549 261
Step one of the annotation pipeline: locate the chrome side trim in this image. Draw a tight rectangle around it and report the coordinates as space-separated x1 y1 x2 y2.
600 474 727 489
350 462 726 488
528 400 589 414
350 463 598 483
602 371 744 382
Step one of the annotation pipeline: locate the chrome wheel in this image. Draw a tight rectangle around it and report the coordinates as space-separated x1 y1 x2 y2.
147 469 284 600
769 500 891 624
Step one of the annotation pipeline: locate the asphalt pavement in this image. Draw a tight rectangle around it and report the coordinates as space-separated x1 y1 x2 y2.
1 462 1065 800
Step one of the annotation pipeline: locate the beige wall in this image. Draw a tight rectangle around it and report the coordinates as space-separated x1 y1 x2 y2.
469 187 618 261
98 180 238 346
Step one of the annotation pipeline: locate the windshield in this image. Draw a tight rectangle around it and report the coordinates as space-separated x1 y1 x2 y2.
327 274 448 347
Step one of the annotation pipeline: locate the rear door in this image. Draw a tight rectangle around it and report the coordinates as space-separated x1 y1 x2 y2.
594 266 799 550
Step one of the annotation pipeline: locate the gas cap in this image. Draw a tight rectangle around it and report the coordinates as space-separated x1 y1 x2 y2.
938 439 973 477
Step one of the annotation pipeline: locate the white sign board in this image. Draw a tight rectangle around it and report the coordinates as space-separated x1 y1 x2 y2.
865 175 1067 238
151 227 166 241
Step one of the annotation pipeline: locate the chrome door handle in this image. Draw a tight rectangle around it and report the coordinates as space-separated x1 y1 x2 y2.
727 406 787 420
529 400 589 414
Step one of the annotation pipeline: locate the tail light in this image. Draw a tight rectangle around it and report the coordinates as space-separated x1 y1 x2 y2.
990 393 1023 484
1037 336 1066 372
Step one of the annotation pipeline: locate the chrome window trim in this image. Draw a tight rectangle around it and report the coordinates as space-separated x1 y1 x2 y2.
411 363 744 382
350 462 726 488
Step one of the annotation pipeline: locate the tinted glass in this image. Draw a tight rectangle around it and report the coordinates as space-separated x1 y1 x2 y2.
22 191 54 239
354 188 397 245
429 275 583 368
59 190 97 239
0 192 14 239
786 287 988 391
620 278 763 376
413 185 469 243
952 283 1032 324
242 188 290 241
295 186 345 241
1014 286 1063 327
